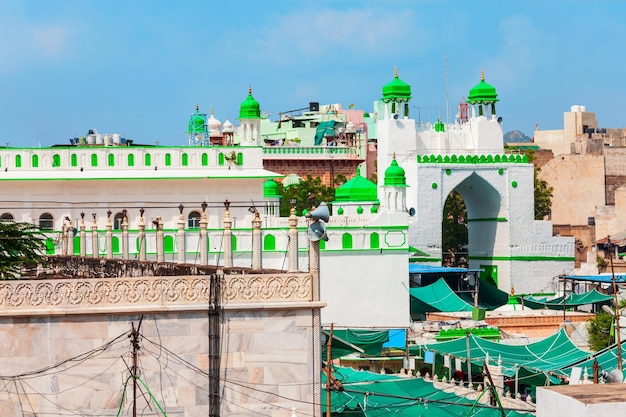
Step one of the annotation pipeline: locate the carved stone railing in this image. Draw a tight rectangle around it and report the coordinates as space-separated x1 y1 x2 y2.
0 272 315 316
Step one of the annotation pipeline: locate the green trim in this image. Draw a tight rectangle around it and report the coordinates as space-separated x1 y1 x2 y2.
417 153 529 164
469 255 576 261
0 175 278 181
467 218 508 222
409 257 442 262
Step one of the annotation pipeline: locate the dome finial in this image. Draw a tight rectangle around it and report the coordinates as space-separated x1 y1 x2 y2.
481 69 485 81
249 85 252 94
392 151 396 159
196 104 199 111
211 107 214 115
394 66 398 78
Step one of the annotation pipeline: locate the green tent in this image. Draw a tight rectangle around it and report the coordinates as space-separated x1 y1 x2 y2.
322 366 533 417
520 289 613 310
323 329 390 360
409 278 474 317
314 121 336 145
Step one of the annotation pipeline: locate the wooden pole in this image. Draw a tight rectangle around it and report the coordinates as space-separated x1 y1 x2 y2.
326 324 333 417
607 236 622 371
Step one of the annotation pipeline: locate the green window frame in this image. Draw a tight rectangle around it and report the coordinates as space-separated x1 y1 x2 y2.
164 235 174 253
91 153 98 167
263 234 276 251
45 238 56 255
15 155 21 168
73 236 80 255
165 153 171 166
342 233 353 249
236 152 243 165
181 153 188 166
218 153 225 166
112 236 120 253
71 154 78 167
108 153 115 167
128 153 135 167
52 154 61 167
31 154 38 168
144 153 151 166
231 235 237 252
201 153 209 166
370 232 380 249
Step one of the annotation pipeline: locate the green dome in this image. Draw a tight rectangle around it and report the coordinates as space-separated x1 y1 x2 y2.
334 167 378 202
434 119 445 132
468 70 499 104
382 67 412 103
384 156 407 187
239 86 261 119
263 179 280 198
187 105 207 134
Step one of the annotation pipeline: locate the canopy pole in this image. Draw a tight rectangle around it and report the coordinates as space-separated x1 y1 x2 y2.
466 333 472 388
608 236 623 371
326 323 333 417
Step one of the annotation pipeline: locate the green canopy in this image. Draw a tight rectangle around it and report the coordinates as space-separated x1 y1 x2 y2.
410 328 626 386
323 329 389 360
322 366 532 417
520 289 613 310
314 120 336 145
409 278 474 316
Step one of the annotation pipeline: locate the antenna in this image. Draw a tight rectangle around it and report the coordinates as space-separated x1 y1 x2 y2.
445 53 450 125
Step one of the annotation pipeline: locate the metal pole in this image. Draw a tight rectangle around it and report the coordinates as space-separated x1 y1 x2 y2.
608 236 623 371
326 323 333 417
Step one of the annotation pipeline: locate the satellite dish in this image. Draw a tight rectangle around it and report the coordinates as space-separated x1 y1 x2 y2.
308 220 328 242
305 202 329 222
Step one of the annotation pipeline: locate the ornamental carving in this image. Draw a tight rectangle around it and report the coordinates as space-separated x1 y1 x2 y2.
0 273 312 315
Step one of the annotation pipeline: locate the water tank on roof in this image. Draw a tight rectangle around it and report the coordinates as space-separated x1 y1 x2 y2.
309 102 319 112
112 133 121 144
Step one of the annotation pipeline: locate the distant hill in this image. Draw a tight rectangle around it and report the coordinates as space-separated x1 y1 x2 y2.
504 130 532 143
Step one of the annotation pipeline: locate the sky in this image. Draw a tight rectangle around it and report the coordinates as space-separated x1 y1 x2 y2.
1 0 625 147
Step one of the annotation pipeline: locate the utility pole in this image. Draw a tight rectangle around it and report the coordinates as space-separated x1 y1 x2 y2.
326 323 333 417
130 316 144 417
607 236 623 371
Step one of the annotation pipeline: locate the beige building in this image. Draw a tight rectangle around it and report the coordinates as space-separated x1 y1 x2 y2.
533 105 626 272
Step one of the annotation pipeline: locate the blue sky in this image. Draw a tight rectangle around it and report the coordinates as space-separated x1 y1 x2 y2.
1 0 625 147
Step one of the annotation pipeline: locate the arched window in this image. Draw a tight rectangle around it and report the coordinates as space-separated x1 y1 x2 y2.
0 213 14 221
91 153 98 167
71 154 78 167
201 153 209 166
128 153 135 167
181 153 188 166
231 235 237 252
144 153 151 166
112 236 120 253
237 152 243 165
52 154 61 167
165 153 171 166
45 238 55 255
263 234 276 251
108 153 115 167
342 233 353 249
370 232 380 249
113 212 125 230
188 211 201 229
39 213 54 230
31 154 39 168
218 153 225 166
73 236 80 255
164 235 174 253
15 155 21 168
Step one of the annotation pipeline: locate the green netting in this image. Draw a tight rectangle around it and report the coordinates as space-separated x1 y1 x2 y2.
322 366 532 417
520 289 613 310
323 329 389 360
409 328 626 386
409 278 474 315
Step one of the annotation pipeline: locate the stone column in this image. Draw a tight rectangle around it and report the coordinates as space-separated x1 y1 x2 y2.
177 204 185 264
79 212 86 257
138 208 146 261
61 219 68 256
91 213 98 258
105 210 113 259
199 202 208 265
121 209 129 260
155 216 164 262
223 200 233 268
251 210 262 270
288 204 299 272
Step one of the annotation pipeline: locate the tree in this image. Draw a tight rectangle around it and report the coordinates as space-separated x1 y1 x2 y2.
0 221 46 279
534 166 553 220
277 175 337 217
587 299 626 351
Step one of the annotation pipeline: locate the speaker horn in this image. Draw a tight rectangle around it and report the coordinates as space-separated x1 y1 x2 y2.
308 220 329 242
305 202 330 222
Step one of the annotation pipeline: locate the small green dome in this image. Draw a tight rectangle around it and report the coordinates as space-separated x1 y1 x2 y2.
187 105 207 134
382 67 412 103
334 167 378 202
384 155 407 187
239 86 261 119
263 179 280 198
468 70 499 104
434 119 445 132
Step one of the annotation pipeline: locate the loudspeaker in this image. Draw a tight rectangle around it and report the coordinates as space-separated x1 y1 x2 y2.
308 220 328 242
305 202 329 222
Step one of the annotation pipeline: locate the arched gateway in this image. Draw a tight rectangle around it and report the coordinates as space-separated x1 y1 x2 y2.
376 68 574 294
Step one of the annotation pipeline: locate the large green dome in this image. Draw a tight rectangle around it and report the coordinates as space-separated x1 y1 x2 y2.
239 86 261 119
468 70 499 104
382 67 412 103
384 155 407 187
334 167 378 202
